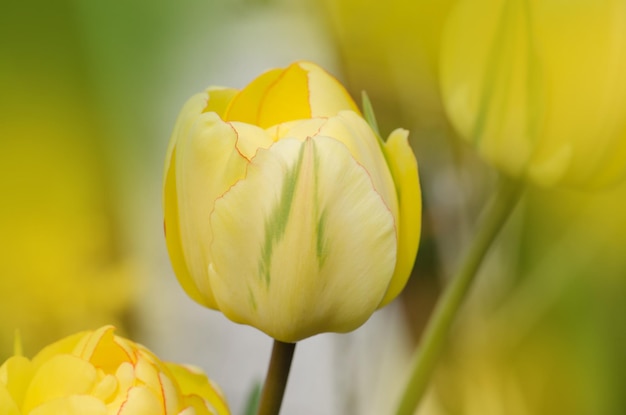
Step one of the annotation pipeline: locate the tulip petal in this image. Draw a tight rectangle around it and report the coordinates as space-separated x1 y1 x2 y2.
223 68 284 126
0 355 33 409
116 386 163 415
203 88 239 118
302 61 360 118
164 112 249 308
225 62 359 129
228 122 274 160
378 129 421 306
273 112 399 221
28 395 106 415
167 363 229 415
209 136 397 342
74 326 135 373
0 382 20 415
31 332 85 368
22 355 97 413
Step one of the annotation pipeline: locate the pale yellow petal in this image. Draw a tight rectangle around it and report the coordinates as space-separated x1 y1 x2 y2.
203 88 239 118
298 112 397 216
115 386 163 415
22 355 97 413
164 93 209 185
268 112 398 221
299 61 360 118
29 395 106 415
228 122 274 160
165 112 249 308
378 129 422 307
209 137 396 342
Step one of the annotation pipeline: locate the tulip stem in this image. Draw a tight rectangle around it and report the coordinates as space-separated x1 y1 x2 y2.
395 177 523 415
257 340 297 415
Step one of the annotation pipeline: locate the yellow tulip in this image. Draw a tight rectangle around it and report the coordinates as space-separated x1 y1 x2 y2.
163 61 421 342
441 0 626 188
0 326 229 415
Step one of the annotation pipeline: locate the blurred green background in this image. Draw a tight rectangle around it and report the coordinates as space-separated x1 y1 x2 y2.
1 0 625 414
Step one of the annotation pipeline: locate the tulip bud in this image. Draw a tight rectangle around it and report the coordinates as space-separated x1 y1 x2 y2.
441 0 626 188
0 326 229 414
163 61 421 342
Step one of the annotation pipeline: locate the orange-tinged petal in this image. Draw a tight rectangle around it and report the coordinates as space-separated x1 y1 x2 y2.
209 137 396 342
378 129 421 307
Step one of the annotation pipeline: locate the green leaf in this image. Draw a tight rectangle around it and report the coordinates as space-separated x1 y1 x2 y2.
361 90 382 139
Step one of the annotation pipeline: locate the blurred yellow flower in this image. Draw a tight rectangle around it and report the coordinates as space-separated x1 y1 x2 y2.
441 0 626 188
0 326 229 415
163 61 421 342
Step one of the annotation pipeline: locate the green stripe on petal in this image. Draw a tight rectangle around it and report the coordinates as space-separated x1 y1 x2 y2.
258 142 306 286
209 136 396 342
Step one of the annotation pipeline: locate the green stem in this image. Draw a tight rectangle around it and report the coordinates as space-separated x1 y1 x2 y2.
395 177 523 415
256 340 297 415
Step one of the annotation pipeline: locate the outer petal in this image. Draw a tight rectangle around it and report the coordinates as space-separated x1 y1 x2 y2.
208 137 397 342
28 395 106 415
202 88 239 119
22 355 97 413
165 88 236 186
378 129 421 307
116 386 163 415
224 62 359 128
164 112 249 308
271 111 399 222
167 363 230 415
73 326 135 373
0 379 21 415
0 355 33 409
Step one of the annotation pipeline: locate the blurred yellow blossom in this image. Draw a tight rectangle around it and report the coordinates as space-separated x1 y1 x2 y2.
163 61 421 342
0 326 230 415
0 0 134 357
441 0 626 188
